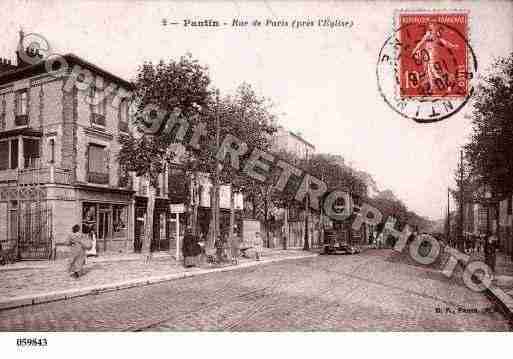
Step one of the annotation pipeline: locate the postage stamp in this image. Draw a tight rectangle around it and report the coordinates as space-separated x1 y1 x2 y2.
377 10 477 123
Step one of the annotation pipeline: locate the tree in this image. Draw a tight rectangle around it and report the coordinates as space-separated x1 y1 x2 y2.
176 82 277 248
118 54 211 255
465 52 513 199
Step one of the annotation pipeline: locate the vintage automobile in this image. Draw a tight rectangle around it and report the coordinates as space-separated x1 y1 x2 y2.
322 228 361 255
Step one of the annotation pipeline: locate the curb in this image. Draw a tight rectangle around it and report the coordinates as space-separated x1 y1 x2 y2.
0 253 317 311
0 254 171 272
486 285 513 326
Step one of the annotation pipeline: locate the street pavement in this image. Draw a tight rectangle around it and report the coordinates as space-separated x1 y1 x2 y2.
0 249 510 331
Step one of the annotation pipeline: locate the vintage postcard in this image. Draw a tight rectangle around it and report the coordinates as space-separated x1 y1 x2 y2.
0 0 512 356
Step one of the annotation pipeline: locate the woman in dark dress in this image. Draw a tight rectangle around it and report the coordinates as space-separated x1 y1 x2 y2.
183 229 201 267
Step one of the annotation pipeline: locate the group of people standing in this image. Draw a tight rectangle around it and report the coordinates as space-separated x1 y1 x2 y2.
458 232 499 272
65 224 264 279
182 229 263 268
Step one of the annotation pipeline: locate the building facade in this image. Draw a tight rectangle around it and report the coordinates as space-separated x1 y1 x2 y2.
0 33 172 259
272 126 315 160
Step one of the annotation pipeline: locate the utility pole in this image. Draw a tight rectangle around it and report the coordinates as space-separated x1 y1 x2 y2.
215 90 220 243
209 90 221 250
459 150 465 252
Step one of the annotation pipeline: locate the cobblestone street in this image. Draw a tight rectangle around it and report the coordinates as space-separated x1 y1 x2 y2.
0 250 510 331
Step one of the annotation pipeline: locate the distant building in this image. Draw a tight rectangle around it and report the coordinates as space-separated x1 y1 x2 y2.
272 126 315 159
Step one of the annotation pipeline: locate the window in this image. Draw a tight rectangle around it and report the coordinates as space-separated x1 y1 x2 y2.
16 90 28 116
119 99 129 133
48 138 55 163
0 139 20 170
23 138 40 168
91 86 105 116
118 165 130 188
82 203 97 235
88 144 109 184
8 201 18 240
113 205 128 237
10 139 18 169
0 141 8 170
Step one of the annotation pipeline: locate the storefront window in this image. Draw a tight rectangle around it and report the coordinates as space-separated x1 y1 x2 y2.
82 203 97 235
113 205 128 237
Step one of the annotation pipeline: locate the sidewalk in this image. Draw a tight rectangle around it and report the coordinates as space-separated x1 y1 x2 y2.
0 249 317 311
467 250 513 323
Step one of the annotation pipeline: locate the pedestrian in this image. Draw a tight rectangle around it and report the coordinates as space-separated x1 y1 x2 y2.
485 232 498 273
368 232 374 246
183 228 201 267
67 224 90 279
230 234 241 265
254 232 263 261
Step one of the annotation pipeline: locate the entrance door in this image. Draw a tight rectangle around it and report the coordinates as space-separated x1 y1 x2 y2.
134 207 146 252
151 211 169 252
98 210 110 251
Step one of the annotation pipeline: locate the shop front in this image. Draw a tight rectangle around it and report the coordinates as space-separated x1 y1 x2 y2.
134 197 171 253
78 186 133 254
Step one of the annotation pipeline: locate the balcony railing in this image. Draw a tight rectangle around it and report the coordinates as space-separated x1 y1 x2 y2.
0 169 18 183
91 113 106 127
15 114 29 127
0 166 73 185
17 166 73 185
88 171 109 184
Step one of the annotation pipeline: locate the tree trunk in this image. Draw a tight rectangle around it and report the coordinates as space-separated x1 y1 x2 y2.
192 171 199 236
303 197 310 251
143 179 156 257
208 185 216 250
283 204 288 250
264 192 269 248
229 188 235 239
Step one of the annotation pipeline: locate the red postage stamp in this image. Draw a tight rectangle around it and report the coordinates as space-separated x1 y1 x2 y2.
398 12 469 99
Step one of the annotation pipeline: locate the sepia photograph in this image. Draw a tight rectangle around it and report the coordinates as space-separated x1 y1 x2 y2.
0 0 512 357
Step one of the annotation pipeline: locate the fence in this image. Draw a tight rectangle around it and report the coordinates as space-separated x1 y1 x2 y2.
15 201 53 260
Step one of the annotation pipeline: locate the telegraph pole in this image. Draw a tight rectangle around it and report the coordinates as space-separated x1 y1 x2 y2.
214 90 220 244
209 90 221 250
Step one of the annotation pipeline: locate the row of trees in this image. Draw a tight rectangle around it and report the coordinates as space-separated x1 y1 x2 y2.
118 54 434 253
445 51 513 256
451 52 513 239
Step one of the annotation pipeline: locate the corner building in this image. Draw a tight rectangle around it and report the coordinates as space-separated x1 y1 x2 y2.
0 33 169 259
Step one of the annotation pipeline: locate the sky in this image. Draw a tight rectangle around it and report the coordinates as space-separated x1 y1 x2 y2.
1 0 512 220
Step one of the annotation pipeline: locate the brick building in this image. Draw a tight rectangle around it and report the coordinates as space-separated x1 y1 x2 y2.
0 32 171 259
